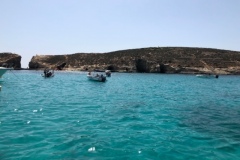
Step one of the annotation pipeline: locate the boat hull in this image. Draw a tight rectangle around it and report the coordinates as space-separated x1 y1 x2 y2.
87 75 106 82
41 74 54 78
42 69 54 78
196 74 218 78
0 67 11 78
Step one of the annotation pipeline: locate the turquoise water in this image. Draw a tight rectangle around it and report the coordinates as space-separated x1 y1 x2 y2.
1 70 240 160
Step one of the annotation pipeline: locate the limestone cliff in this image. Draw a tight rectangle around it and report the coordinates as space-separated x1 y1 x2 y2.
28 47 240 74
0 52 21 68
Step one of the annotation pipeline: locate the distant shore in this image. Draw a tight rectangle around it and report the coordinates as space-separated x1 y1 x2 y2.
13 67 240 75
1 47 240 75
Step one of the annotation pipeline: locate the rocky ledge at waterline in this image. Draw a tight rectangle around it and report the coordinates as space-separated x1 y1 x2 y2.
0 53 21 68
29 47 240 74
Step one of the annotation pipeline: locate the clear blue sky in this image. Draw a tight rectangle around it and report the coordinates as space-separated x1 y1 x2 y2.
1 0 240 68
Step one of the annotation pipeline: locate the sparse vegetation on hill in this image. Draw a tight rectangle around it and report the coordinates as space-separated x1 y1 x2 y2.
26 47 240 74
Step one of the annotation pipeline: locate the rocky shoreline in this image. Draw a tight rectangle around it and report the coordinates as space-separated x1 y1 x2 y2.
1 47 240 75
28 47 240 75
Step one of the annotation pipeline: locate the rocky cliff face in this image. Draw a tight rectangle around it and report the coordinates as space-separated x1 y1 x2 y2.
0 53 21 68
28 47 240 74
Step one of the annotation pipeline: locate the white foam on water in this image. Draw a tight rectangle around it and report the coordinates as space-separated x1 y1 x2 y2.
14 109 18 111
138 150 141 154
27 121 31 124
33 110 38 112
88 147 95 152
40 108 43 111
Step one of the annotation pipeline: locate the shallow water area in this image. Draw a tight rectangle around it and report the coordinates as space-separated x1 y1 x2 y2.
0 70 240 159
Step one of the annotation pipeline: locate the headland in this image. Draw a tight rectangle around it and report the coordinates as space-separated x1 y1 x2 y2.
1 47 240 74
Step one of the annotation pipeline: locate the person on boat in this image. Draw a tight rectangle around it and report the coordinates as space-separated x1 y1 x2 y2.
44 68 48 74
44 68 49 77
88 72 91 75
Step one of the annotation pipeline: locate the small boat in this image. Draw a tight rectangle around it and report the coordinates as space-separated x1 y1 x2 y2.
197 60 219 79
105 70 111 77
0 67 12 78
42 68 54 78
196 74 219 78
87 72 106 82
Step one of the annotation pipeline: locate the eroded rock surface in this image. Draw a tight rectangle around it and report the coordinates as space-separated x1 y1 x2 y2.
28 47 240 74
0 53 21 68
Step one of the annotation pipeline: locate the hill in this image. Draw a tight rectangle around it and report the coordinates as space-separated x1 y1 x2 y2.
28 47 240 74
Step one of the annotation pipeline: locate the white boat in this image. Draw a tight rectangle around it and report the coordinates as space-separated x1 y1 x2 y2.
0 67 12 78
196 74 219 78
87 73 106 82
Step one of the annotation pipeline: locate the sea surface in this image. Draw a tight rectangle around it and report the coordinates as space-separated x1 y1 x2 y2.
0 70 240 160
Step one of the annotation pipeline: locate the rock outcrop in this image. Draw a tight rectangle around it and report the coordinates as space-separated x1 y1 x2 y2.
0 53 21 68
28 47 240 74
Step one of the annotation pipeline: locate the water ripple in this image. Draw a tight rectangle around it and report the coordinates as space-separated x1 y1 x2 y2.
0 71 240 159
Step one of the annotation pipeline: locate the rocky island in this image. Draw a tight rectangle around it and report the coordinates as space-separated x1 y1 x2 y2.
28 47 240 75
0 53 21 68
